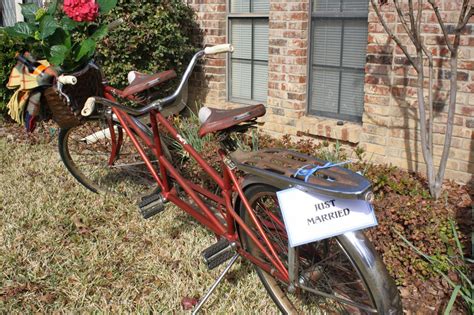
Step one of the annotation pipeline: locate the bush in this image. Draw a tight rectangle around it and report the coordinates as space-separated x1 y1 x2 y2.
0 29 24 114
97 0 202 88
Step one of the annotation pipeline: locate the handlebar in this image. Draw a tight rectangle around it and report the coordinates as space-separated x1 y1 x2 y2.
92 44 234 116
57 75 77 85
204 44 234 55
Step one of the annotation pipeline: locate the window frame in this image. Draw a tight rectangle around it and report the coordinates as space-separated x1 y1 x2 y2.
306 1 369 123
226 1 269 105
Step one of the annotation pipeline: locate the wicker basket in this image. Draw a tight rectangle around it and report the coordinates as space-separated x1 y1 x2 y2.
43 63 104 128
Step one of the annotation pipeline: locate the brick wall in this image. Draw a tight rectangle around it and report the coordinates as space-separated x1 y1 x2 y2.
189 0 473 185
187 0 227 107
264 0 309 137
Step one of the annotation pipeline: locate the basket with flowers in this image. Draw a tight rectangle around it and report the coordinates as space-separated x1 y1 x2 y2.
5 0 117 129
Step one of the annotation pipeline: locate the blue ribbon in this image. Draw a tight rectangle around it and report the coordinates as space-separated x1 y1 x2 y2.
294 160 352 182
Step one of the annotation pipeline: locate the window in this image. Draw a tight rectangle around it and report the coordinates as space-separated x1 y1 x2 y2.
309 0 369 122
228 0 269 103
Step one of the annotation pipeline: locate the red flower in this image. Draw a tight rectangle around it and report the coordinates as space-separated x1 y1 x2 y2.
63 0 99 22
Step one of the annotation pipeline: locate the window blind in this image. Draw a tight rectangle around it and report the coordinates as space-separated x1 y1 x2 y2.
232 60 252 99
231 0 269 14
313 0 368 13
342 0 369 12
313 0 341 12
313 20 342 67
232 19 252 60
342 20 368 68
252 0 269 13
312 67 340 114
310 0 368 122
229 15 268 103
253 19 268 61
230 0 250 13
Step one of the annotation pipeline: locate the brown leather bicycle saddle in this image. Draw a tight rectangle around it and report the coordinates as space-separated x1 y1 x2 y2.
122 70 177 97
198 104 266 137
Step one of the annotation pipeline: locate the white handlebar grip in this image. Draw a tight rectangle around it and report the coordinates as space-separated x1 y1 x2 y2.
81 97 96 117
58 75 77 85
204 44 234 55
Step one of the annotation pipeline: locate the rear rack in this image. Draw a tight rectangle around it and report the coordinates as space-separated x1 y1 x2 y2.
230 149 371 200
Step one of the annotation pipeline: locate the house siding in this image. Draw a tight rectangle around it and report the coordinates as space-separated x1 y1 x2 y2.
188 0 473 185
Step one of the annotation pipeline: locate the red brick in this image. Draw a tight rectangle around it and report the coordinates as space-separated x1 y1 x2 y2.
289 12 307 20
270 22 286 29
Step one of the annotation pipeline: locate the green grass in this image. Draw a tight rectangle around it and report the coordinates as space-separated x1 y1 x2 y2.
0 137 275 312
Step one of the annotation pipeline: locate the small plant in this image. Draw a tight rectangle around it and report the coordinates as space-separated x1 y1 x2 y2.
353 146 365 161
168 108 213 164
395 221 473 314
317 140 347 163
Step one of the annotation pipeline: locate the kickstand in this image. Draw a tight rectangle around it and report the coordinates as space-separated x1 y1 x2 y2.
192 254 240 314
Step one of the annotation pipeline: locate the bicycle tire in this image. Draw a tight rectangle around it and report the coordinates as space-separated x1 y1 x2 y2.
58 117 171 197
239 184 402 314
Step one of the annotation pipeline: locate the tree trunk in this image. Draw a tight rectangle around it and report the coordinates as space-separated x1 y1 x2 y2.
433 54 458 199
416 62 435 195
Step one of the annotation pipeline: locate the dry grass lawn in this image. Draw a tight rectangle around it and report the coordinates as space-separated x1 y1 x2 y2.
0 136 276 313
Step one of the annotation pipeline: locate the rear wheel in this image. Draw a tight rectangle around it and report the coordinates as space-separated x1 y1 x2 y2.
58 117 170 197
240 184 402 314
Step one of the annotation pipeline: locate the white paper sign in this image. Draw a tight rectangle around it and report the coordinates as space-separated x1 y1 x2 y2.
276 188 378 247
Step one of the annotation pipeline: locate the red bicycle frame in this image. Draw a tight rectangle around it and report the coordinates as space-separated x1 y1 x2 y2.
101 89 289 283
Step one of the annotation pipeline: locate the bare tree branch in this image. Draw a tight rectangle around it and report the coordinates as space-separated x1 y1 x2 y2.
370 0 420 71
427 0 455 52
393 0 417 44
416 0 422 41
408 0 423 52
408 0 416 29
457 0 470 26
457 6 473 30
427 57 434 153
435 56 458 195
453 2 471 49
416 0 432 152
415 49 435 185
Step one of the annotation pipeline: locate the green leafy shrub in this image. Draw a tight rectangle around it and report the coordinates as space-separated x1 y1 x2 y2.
97 0 202 88
0 29 24 114
4 1 118 72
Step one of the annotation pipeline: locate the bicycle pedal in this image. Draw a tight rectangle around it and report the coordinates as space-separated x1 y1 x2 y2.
202 238 235 270
138 192 166 219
